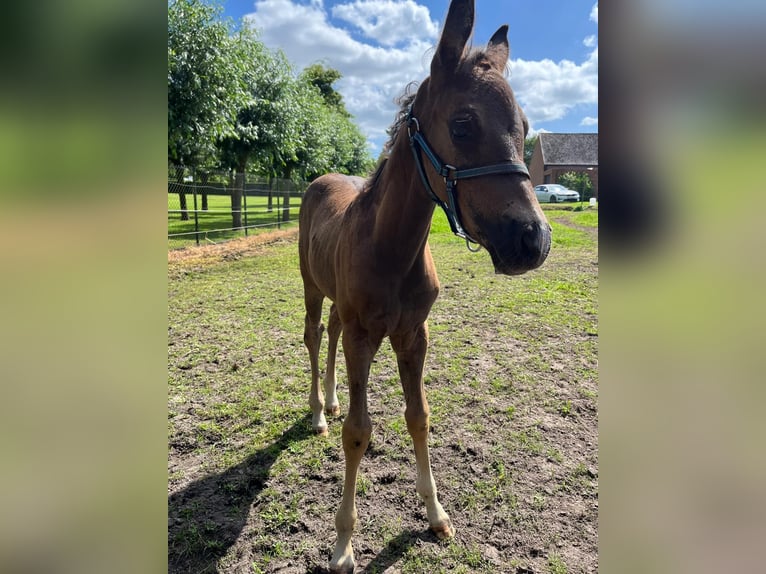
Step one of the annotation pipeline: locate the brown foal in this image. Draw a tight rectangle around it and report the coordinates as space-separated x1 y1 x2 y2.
298 1 551 571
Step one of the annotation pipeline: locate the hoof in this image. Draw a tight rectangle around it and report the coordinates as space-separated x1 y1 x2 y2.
315 425 329 437
325 404 341 417
329 557 355 574
431 520 455 540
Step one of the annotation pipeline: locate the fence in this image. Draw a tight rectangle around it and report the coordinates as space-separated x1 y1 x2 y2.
168 167 307 250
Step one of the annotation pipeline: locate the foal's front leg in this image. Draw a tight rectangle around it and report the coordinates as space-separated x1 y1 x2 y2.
391 323 454 539
330 320 381 574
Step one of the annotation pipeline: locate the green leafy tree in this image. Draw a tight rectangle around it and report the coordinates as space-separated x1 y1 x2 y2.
298 64 372 177
168 0 248 219
557 171 594 201
524 134 538 167
300 64 347 114
216 30 298 228
322 107 374 178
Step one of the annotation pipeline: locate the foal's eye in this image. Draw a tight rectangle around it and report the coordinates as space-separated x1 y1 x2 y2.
450 117 473 141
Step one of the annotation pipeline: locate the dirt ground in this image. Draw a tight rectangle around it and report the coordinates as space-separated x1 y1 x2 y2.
168 224 598 574
167 228 300 265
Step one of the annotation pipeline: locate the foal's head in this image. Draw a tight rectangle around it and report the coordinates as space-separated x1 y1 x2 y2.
409 0 550 275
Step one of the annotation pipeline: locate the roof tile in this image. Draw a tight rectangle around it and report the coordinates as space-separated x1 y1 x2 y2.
540 133 598 166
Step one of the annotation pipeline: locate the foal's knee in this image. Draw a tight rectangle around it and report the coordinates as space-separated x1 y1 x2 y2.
341 414 372 453
405 407 430 439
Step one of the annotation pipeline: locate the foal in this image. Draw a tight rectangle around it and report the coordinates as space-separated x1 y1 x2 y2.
298 1 551 571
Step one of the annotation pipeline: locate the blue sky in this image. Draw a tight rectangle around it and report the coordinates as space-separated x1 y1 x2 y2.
220 1 598 155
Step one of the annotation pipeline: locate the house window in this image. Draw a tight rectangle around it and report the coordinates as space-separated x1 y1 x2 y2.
543 174 550 183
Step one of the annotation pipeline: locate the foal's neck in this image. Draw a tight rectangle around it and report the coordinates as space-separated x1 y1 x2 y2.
371 135 436 269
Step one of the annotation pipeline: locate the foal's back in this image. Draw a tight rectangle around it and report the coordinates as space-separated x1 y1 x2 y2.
298 173 367 301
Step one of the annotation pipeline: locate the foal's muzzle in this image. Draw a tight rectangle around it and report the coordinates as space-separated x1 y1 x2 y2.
484 219 552 275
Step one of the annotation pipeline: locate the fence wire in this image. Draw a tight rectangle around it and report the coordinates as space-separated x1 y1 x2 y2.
168 167 306 250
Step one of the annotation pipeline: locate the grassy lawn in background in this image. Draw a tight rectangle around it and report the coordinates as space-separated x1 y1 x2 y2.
168 193 304 249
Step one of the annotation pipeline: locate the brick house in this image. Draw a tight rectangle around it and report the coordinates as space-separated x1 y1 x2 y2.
529 133 598 198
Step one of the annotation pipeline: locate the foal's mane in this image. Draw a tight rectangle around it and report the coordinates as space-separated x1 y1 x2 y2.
384 84 419 153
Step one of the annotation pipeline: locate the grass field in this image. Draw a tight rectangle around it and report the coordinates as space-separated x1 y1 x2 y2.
168 193 304 250
168 205 598 573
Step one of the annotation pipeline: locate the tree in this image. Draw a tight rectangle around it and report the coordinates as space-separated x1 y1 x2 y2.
321 107 374 177
168 0 248 219
300 64 347 114
557 171 594 202
524 134 538 167
297 64 373 177
216 29 297 229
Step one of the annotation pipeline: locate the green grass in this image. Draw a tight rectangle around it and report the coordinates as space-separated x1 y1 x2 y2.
167 193 303 249
548 552 569 574
430 203 598 249
566 209 598 228
168 205 598 573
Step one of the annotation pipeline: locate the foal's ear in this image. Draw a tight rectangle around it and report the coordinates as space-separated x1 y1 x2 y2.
431 0 474 80
485 24 510 71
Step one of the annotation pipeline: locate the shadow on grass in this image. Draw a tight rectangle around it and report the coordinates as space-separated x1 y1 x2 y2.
168 414 315 574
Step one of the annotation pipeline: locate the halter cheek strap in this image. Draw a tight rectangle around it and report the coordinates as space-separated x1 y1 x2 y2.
406 107 530 250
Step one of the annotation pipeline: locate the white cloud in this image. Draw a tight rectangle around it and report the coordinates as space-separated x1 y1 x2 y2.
332 0 438 47
510 47 598 125
244 0 598 151
580 116 598 126
509 3 598 130
244 0 433 148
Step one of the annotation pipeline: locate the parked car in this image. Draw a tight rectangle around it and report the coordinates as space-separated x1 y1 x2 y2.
534 184 580 203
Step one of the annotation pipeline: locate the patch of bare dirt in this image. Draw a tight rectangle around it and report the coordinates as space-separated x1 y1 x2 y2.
168 228 299 267
551 217 598 235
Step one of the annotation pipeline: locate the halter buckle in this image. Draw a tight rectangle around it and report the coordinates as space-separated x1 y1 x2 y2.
443 164 458 183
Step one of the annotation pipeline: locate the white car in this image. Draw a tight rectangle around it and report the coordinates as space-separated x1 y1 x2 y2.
534 184 580 203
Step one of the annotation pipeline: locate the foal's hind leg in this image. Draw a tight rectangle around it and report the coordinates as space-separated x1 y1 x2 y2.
303 288 329 435
391 323 454 539
323 303 341 417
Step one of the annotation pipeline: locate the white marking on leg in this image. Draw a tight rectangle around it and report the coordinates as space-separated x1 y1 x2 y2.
324 368 339 416
330 414 371 573
413 436 452 536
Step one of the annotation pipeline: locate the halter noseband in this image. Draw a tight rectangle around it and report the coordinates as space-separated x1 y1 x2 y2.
406 106 530 251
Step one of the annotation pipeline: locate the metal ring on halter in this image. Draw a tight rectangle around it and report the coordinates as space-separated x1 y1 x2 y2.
407 116 420 138
465 237 482 252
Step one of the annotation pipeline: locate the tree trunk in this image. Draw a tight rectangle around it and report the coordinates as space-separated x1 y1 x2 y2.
267 175 273 212
282 168 292 222
282 183 291 222
231 164 245 230
175 166 189 221
199 170 209 211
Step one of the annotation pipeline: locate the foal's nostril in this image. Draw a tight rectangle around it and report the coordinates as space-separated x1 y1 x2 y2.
519 221 551 265
521 222 541 254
